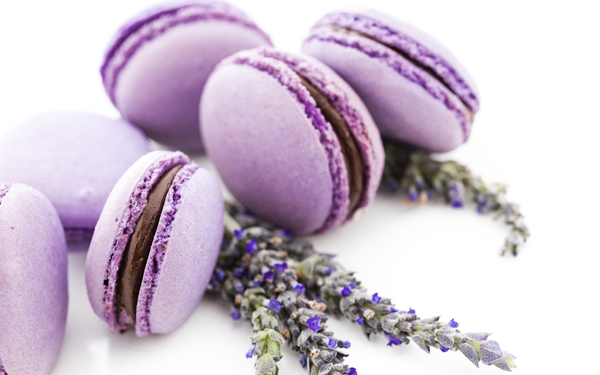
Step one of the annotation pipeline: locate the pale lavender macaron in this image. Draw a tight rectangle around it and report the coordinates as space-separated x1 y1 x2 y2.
85 151 224 336
302 9 480 152
101 1 272 152
0 111 151 240
201 47 384 235
0 183 68 375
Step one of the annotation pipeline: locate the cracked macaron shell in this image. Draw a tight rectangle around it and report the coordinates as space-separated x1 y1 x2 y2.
201 47 384 235
101 0 272 151
302 9 480 152
85 151 224 336
0 111 151 238
0 183 68 375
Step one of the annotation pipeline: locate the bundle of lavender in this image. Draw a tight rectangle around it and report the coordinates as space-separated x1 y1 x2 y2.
380 141 530 256
209 202 517 374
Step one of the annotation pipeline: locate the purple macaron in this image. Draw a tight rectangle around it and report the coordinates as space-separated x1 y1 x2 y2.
85 151 224 336
0 111 151 240
302 9 480 152
201 47 384 235
101 1 272 151
0 183 68 375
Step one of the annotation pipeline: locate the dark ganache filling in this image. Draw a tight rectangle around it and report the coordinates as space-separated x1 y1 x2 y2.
332 26 474 115
116 164 183 329
297 74 365 215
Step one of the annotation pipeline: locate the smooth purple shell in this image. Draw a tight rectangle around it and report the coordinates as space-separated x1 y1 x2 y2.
101 1 272 151
0 111 150 237
0 183 68 375
302 9 480 152
201 47 384 235
85 151 224 336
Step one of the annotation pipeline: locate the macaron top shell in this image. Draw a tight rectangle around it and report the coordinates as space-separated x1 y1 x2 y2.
101 1 272 151
86 151 224 336
303 9 479 152
201 47 383 234
0 183 68 375
0 111 150 235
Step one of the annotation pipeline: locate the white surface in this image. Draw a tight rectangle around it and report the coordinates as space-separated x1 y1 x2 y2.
0 0 598 374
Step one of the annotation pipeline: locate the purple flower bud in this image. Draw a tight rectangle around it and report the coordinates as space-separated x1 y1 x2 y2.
263 270 274 282
307 316 322 332
323 267 333 275
234 229 244 240
210 278 218 287
390 307 398 313
231 309 241 320
233 268 245 279
341 287 352 297
447 318 459 328
342 341 351 349
409 188 418 202
273 263 287 272
387 180 398 191
408 308 416 314
327 339 338 349
300 353 307 368
251 281 262 288
451 199 464 208
348 282 356 289
416 180 424 188
294 283 306 295
281 229 293 238
348 367 358 375
372 293 382 304
385 333 402 347
246 345 255 358
356 317 364 325
235 284 244 292
269 299 282 312
440 345 449 352
246 239 258 253
215 268 225 281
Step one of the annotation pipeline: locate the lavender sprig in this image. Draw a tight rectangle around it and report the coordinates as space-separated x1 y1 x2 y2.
210 207 356 375
381 141 530 256
217 203 517 372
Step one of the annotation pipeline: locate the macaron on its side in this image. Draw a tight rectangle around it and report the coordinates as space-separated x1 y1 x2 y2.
303 10 479 152
202 47 383 234
101 1 272 151
0 111 151 236
0 183 68 375
86 151 224 336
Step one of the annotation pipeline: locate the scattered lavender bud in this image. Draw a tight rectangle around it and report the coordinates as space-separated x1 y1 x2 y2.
440 345 449 352
385 333 403 347
234 228 244 239
341 286 352 297
246 345 255 359
307 316 322 332
294 283 306 295
215 268 225 281
231 309 241 321
273 263 287 272
328 338 338 349
269 299 282 312
356 317 364 325
348 367 358 375
447 318 459 328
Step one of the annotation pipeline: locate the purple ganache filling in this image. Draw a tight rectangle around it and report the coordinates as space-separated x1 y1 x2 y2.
0 182 12 206
312 13 479 113
135 162 200 336
222 47 366 233
306 28 473 141
101 1 272 104
102 152 189 332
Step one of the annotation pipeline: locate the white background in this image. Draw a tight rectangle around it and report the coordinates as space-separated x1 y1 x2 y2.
1 0 599 374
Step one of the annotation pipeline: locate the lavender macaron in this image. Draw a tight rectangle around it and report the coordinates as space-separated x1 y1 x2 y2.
0 111 151 239
101 1 272 151
85 151 224 336
0 183 68 375
201 47 384 235
302 9 480 152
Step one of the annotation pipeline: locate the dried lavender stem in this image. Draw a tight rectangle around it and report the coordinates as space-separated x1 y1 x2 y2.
214 203 517 372
381 141 530 256
211 207 356 375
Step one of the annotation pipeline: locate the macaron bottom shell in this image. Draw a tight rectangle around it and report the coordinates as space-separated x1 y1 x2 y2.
0 183 68 375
